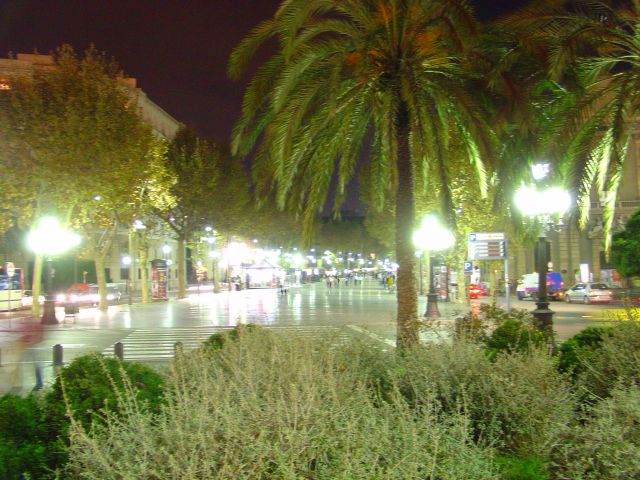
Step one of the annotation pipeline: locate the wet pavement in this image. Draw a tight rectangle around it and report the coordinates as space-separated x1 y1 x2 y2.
0 278 621 394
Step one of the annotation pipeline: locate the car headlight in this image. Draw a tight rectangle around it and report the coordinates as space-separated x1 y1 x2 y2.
56 294 66 302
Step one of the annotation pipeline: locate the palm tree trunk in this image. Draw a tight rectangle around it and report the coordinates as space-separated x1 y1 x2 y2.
95 254 108 311
177 237 186 299
395 103 419 349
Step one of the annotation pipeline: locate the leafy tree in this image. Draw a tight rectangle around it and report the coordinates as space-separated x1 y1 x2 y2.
498 0 640 251
0 45 172 310
229 0 496 347
315 217 385 259
611 209 640 279
157 128 221 298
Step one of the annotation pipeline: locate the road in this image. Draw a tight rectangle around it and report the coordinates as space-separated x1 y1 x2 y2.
0 279 625 393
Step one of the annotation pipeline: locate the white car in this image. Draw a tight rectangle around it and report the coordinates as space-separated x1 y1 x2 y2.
56 283 122 305
565 282 613 304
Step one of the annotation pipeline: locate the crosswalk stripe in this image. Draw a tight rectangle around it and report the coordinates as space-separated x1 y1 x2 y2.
102 325 354 361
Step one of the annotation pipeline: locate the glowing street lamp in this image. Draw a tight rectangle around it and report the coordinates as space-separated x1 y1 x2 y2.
27 217 81 324
515 172 571 339
413 215 455 318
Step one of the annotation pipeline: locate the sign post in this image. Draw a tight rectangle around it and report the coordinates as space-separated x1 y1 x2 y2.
468 232 510 311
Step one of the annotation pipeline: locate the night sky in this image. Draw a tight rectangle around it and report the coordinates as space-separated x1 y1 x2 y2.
0 0 527 142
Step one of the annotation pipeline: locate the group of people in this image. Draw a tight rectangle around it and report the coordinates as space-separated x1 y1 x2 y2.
324 272 364 289
380 273 396 292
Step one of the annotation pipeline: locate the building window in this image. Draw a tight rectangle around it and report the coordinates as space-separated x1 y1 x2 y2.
120 268 129 280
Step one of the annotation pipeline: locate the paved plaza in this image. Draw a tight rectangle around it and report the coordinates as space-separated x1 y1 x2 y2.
0 278 619 394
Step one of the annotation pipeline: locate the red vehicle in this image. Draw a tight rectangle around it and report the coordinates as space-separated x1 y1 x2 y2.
468 284 486 299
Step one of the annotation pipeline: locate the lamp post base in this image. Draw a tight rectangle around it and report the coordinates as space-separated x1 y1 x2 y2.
424 292 441 318
532 301 556 352
41 299 58 325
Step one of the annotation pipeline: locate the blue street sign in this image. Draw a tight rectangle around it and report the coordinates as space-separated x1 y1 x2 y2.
463 261 473 275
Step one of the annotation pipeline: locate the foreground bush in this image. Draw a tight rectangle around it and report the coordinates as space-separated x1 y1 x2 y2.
550 385 640 479
65 329 498 479
557 326 611 376
0 393 56 479
397 341 574 457
45 353 165 431
573 321 640 401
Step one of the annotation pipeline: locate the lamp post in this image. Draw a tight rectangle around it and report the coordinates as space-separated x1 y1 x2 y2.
413 216 455 319
122 255 132 305
27 217 81 325
515 178 571 340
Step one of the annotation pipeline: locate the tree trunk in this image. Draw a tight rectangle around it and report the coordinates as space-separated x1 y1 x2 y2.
177 236 187 299
212 258 220 293
94 254 108 311
395 103 419 349
31 253 43 318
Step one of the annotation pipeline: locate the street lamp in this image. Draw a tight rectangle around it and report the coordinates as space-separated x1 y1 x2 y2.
413 215 455 319
515 174 571 339
27 217 81 324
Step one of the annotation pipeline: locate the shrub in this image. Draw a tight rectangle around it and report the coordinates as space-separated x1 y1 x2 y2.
454 304 534 342
575 321 640 401
44 354 165 441
495 456 548 480
202 323 263 351
64 329 498 479
550 385 640 479
484 319 546 360
557 326 611 375
0 393 57 479
396 341 574 457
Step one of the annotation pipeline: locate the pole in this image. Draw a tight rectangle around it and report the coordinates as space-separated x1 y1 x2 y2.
424 253 441 318
533 235 555 348
41 258 57 325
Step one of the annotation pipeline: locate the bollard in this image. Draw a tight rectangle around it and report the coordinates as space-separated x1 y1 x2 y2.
114 342 124 361
174 341 183 356
53 344 64 366
34 365 43 390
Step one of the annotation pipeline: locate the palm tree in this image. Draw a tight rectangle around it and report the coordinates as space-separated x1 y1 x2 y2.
499 0 640 251
229 0 496 348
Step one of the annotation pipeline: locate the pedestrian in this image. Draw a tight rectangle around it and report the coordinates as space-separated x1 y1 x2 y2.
386 276 394 291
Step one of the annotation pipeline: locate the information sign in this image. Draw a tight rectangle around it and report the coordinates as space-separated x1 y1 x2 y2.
468 232 506 260
463 261 473 275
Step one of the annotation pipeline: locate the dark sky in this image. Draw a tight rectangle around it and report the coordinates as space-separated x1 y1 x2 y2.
0 0 526 142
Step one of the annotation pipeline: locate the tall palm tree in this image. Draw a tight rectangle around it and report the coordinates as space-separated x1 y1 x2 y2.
229 0 496 348
499 0 640 251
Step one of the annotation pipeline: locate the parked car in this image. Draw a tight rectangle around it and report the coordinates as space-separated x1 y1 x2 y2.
468 283 487 299
565 282 613 304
